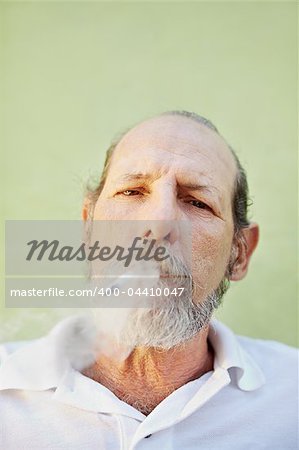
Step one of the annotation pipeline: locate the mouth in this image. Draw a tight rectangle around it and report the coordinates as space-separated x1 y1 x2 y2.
159 272 191 279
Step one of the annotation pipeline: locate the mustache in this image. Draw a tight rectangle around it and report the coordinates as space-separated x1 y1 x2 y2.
157 249 221 296
157 251 192 280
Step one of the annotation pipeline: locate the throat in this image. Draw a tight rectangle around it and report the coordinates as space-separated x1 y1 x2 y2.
82 335 215 416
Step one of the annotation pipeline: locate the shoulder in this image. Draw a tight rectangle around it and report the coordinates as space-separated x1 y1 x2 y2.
237 334 297 360
0 339 34 363
236 334 297 382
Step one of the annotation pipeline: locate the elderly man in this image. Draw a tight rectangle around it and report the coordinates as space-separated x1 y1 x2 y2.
0 111 297 449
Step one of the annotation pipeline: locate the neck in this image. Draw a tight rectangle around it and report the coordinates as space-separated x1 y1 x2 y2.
82 325 214 415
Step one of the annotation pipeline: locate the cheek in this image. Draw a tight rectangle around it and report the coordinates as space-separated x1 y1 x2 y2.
93 198 129 220
191 221 233 294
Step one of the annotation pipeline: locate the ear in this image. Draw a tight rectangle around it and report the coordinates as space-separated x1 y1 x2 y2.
82 196 92 222
230 222 259 281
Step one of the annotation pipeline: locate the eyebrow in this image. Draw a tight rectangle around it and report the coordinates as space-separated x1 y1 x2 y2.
114 172 155 183
114 173 220 196
179 183 220 196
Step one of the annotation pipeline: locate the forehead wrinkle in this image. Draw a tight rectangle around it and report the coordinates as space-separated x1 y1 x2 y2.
110 150 230 191
115 130 236 179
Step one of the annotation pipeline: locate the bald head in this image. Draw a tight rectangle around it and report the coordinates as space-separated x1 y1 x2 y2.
86 111 250 234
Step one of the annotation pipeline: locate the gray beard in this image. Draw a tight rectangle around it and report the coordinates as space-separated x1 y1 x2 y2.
117 255 232 350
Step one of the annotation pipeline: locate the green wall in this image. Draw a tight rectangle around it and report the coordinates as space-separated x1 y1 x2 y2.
1 1 297 346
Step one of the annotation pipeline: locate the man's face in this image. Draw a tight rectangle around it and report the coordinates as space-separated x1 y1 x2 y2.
92 115 237 304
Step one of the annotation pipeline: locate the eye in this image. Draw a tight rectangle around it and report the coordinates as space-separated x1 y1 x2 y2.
119 189 141 196
189 199 210 210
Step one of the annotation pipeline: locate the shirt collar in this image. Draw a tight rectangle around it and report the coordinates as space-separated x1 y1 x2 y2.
209 319 265 391
0 314 265 392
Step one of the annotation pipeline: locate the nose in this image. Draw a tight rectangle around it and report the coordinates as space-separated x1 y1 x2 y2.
137 185 181 245
143 220 179 245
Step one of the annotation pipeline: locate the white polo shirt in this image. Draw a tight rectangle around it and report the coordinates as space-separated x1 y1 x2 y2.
0 316 297 450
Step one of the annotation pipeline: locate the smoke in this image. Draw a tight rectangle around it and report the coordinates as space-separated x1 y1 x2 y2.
52 246 233 370
89 248 231 362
